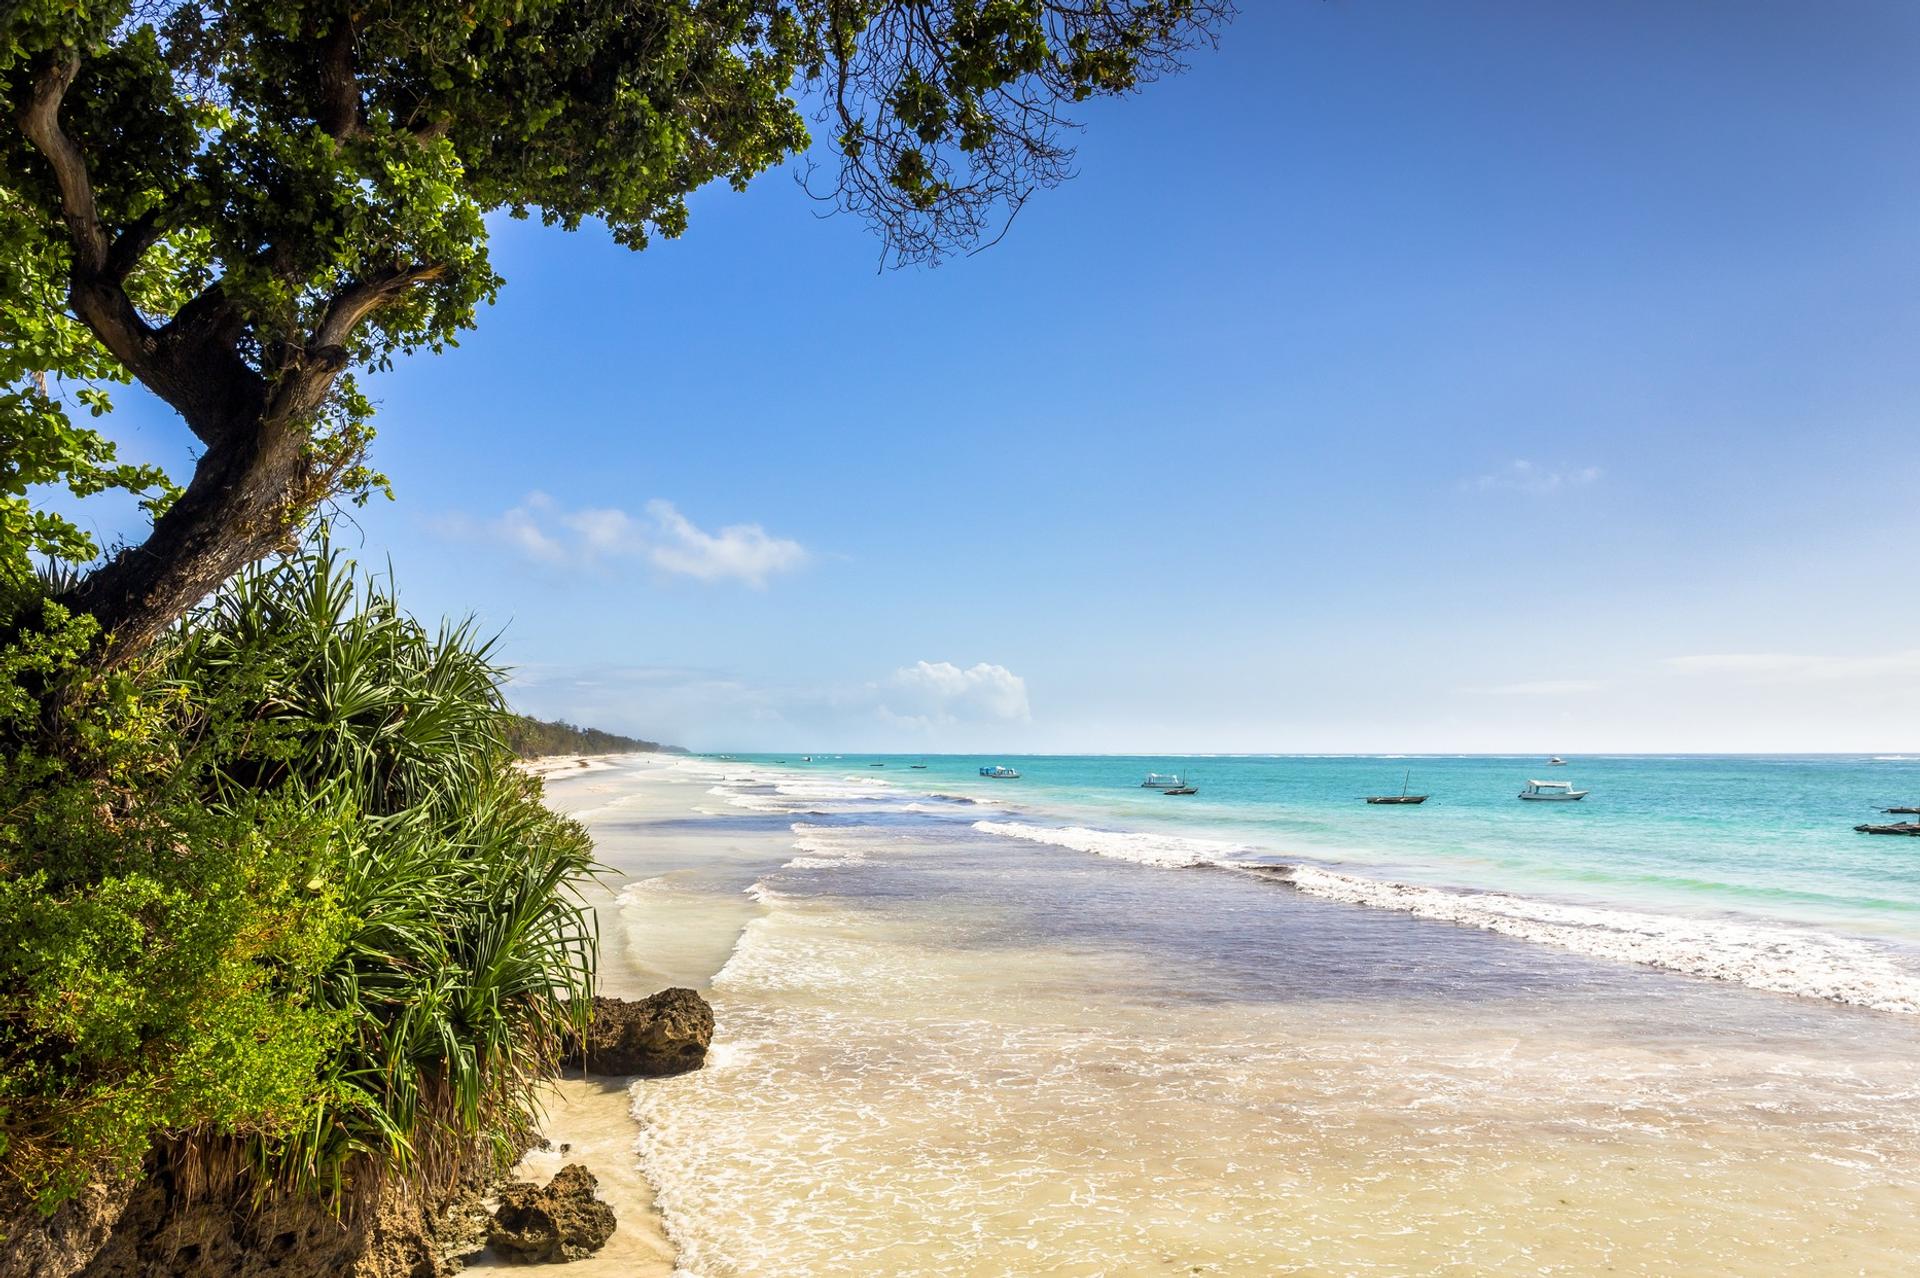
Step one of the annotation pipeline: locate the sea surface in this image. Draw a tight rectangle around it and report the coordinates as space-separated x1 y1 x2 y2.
549 753 1920 1276
733 752 1920 1011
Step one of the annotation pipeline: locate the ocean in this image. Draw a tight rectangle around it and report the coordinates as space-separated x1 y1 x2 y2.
547 753 1920 1276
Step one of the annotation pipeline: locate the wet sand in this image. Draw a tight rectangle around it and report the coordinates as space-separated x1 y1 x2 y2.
492 755 1920 1276
475 755 797 1274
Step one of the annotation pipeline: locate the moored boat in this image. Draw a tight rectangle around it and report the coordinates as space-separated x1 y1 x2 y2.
1519 779 1588 801
1366 769 1428 805
1141 772 1186 790
1856 821 1920 836
1164 785 1198 795
979 764 1021 779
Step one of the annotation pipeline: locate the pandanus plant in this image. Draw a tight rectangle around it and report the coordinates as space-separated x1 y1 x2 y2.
169 542 597 1197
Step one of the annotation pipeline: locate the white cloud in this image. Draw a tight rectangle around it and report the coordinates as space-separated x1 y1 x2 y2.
448 494 807 586
1466 460 1603 495
506 658 1035 751
494 505 567 564
1664 651 1920 682
880 661 1032 728
642 499 809 587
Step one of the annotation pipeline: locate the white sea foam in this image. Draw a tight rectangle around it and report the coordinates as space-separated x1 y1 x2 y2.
632 888 1920 1278
974 820 1920 1014
1281 865 1920 1016
973 819 1255 868
782 822 870 868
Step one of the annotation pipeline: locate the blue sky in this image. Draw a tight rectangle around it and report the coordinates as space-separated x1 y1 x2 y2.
79 1 1920 751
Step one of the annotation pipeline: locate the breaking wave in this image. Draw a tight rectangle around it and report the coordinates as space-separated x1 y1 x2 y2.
977 820 1920 1015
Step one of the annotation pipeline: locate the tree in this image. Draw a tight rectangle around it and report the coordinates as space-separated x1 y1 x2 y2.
3 1 1228 657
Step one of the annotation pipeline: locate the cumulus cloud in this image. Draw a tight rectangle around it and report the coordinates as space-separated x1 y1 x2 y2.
880 661 1032 728
446 493 807 586
1466 460 1603 495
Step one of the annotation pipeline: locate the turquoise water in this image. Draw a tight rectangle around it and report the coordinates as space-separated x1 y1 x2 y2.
719 752 1920 1009
605 755 1920 1272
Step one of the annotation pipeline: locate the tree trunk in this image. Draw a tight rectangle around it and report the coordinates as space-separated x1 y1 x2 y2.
57 414 313 661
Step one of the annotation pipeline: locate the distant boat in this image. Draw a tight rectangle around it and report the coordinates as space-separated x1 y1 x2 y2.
1164 785 1198 796
1883 806 1920 815
979 765 1021 779
1367 769 1428 805
1547 756 1567 766
1520 779 1588 801
870 762 886 767
911 764 928 769
1856 821 1920 836
1141 772 1186 790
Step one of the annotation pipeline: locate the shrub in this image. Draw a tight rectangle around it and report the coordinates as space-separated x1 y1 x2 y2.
0 543 595 1212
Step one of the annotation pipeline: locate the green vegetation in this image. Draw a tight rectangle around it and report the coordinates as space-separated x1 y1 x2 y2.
504 716 677 761
0 0 1224 1246
2 1 1224 658
0 545 595 1212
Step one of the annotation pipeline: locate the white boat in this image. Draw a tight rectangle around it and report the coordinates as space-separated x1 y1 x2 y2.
1547 756 1567 766
1519 779 1588 801
1141 772 1186 789
979 764 1021 779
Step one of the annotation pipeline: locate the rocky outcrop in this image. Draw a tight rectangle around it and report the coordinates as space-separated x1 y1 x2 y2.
0 1173 137 1278
561 990 713 1076
486 1165 615 1264
72 1139 509 1278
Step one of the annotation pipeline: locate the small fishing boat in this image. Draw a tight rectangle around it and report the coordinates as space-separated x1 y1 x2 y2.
1366 770 1428 804
979 765 1021 779
1856 821 1920 836
870 762 886 767
1164 785 1198 796
1547 756 1567 766
911 764 928 769
1883 806 1920 815
1520 779 1588 801
1141 772 1186 790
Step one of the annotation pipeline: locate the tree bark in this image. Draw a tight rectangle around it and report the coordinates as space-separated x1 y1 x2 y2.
19 48 438 660
57 413 314 660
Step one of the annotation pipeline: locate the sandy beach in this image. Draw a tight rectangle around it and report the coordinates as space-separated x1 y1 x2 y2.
505 753 1920 1277
478 754 801 1275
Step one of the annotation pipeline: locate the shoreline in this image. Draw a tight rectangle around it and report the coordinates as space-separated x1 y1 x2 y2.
509 752 1920 1275
500 754 803 1276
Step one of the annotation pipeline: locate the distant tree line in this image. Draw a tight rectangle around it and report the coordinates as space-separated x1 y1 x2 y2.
503 715 680 760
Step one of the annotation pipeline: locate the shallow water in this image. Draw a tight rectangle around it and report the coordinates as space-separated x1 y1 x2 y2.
555 756 1920 1276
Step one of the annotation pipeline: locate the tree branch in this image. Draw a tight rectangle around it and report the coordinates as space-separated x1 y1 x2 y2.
313 263 447 349
17 55 108 273
106 208 169 282
315 14 366 140
17 54 177 393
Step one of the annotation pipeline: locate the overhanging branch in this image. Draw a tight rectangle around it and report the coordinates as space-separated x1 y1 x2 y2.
17 54 107 273
313 263 447 349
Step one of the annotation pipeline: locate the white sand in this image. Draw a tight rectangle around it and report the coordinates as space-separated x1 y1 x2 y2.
472 754 799 1275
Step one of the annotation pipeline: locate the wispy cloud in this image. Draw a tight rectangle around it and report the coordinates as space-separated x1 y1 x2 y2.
1465 460 1603 495
1465 678 1604 696
642 499 808 586
441 493 807 587
505 658 1034 750
1664 651 1920 682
